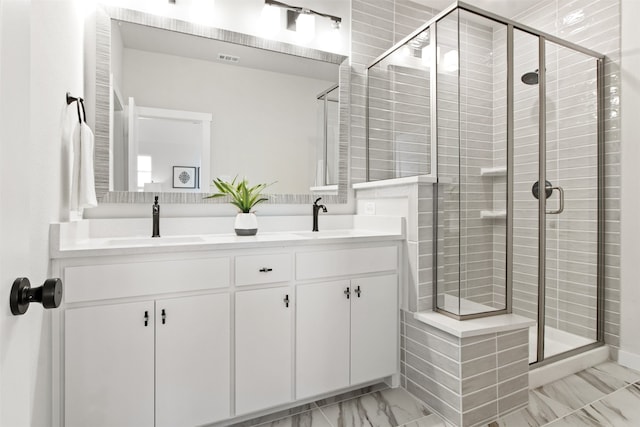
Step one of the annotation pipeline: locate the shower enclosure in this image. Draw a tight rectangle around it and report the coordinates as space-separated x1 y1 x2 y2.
366 1 604 365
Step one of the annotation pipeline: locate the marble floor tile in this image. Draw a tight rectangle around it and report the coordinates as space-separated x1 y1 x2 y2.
255 409 333 427
315 383 390 408
319 387 432 427
231 404 318 427
546 382 640 427
589 362 640 386
549 383 640 427
399 414 453 427
488 390 572 427
533 368 618 412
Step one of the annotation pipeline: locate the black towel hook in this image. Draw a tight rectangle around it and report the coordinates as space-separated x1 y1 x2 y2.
66 92 86 124
66 92 83 105
79 98 86 123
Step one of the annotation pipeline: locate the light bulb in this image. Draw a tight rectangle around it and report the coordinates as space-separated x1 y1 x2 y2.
295 13 315 44
259 4 281 38
188 0 215 26
421 45 431 67
443 50 458 72
318 27 341 51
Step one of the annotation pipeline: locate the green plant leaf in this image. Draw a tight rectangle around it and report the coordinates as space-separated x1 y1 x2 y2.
204 176 273 212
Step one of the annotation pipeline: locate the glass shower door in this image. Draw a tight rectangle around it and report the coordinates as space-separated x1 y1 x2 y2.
541 40 600 362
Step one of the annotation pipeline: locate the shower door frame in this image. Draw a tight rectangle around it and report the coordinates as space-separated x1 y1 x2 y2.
532 35 606 367
366 1 606 364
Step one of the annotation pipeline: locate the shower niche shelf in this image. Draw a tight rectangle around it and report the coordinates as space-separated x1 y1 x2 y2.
480 210 506 219
480 166 507 177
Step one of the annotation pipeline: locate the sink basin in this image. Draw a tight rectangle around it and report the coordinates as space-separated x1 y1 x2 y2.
106 236 205 246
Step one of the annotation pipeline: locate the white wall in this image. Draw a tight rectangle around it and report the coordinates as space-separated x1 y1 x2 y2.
619 0 640 369
0 0 84 425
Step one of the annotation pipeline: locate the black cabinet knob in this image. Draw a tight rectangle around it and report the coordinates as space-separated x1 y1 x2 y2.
10 277 63 316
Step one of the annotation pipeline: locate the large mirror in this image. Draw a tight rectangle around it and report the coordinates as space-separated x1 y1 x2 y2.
92 7 349 204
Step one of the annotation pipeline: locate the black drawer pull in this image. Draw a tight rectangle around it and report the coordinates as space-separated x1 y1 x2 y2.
144 311 149 327
259 267 273 272
284 294 290 308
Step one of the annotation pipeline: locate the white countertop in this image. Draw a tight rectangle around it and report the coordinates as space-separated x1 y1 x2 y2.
50 215 405 259
414 310 535 338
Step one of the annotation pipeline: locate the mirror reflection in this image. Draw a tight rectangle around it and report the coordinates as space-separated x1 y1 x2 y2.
110 20 341 195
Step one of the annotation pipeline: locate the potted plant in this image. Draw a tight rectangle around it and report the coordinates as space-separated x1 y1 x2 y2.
205 176 271 236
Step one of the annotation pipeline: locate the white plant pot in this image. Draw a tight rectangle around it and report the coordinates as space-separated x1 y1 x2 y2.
234 213 258 236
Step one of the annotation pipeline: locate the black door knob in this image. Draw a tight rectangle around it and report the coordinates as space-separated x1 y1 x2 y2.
10 277 63 315
532 180 553 200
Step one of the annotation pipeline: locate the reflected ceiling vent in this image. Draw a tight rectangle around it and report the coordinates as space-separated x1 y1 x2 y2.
217 53 240 63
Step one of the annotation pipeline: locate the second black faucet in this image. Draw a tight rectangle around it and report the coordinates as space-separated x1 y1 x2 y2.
152 196 160 238
312 197 327 232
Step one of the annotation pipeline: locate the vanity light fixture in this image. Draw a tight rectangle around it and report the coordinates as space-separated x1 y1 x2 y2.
264 0 342 30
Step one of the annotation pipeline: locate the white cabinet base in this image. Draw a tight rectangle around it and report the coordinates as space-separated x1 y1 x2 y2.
155 293 230 427
296 280 351 399
236 287 292 415
351 275 398 384
65 301 155 427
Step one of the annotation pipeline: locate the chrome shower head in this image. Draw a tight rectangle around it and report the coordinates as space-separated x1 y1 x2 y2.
521 69 539 85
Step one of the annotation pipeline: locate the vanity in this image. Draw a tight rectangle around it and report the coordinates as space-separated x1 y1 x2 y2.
50 216 404 427
55 4 402 426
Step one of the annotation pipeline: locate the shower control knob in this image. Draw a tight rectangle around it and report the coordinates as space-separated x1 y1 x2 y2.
10 277 63 315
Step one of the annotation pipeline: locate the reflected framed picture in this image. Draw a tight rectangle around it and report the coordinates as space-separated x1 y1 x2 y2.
173 166 197 189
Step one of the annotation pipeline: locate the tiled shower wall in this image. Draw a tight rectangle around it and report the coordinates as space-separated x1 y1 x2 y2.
350 0 438 315
351 0 437 184
362 5 506 312
351 0 621 350
436 13 505 311
400 311 529 426
502 0 621 348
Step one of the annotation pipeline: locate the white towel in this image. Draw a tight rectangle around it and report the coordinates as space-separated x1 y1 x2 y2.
69 121 98 211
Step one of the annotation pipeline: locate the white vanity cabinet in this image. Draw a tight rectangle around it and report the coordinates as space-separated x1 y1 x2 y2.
296 274 398 399
350 275 399 385
295 246 398 400
235 286 293 414
52 232 402 427
64 293 230 427
65 301 155 427
296 280 352 398
155 293 230 427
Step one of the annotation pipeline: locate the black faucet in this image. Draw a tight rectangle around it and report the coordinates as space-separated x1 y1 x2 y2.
312 197 327 232
152 196 160 238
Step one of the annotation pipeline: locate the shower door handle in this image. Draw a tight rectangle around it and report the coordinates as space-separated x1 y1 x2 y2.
546 186 564 214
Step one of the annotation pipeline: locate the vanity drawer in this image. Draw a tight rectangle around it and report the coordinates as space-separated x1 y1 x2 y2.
296 246 397 280
64 257 230 303
235 253 291 286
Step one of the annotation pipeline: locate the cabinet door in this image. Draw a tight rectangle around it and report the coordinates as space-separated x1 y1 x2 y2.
236 287 292 414
296 280 350 399
65 301 155 427
155 293 230 427
350 274 398 385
